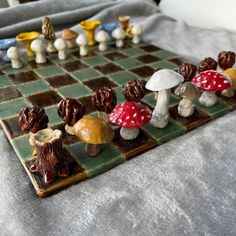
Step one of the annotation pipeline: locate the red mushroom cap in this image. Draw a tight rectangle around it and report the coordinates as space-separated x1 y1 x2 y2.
108 101 152 128
192 70 231 92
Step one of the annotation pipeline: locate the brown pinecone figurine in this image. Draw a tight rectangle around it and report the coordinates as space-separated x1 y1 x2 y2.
19 106 49 134
199 57 217 72
218 51 236 70
123 80 145 102
177 63 197 81
57 98 85 127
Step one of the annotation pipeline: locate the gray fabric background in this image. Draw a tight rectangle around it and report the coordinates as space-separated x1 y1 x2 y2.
0 0 236 235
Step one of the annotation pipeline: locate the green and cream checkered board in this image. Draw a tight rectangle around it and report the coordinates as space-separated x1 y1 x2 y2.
0 41 235 197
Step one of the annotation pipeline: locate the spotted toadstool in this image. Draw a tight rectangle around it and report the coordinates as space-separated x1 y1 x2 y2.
192 70 231 107
108 101 152 140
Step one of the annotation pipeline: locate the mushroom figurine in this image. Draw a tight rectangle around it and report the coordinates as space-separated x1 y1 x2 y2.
61 29 78 49
192 70 231 107
112 27 126 48
145 69 184 128
199 57 217 72
218 51 235 71
7 46 22 69
30 39 47 64
109 101 151 140
177 63 197 81
91 87 117 122
174 82 200 117
76 34 88 56
95 30 110 51
54 38 67 60
221 68 236 97
57 98 85 135
131 24 143 44
73 117 114 157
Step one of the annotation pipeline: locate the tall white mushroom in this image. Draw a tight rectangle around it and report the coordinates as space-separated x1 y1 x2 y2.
131 24 143 44
112 27 126 48
95 30 110 51
54 38 67 60
76 34 88 56
30 39 47 64
145 69 184 128
7 46 22 69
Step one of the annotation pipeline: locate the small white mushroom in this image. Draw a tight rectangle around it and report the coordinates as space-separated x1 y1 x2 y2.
30 39 47 64
95 30 110 51
131 24 143 44
7 46 22 69
54 38 67 60
76 34 88 56
112 27 126 48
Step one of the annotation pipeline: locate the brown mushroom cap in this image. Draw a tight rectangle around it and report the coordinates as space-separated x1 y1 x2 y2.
61 29 78 40
174 82 200 100
73 117 114 144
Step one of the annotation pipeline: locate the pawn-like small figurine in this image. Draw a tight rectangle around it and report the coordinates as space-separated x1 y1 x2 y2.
30 39 47 64
174 82 199 117
95 30 110 51
131 24 143 44
7 46 22 69
54 38 67 60
112 27 126 48
76 34 88 56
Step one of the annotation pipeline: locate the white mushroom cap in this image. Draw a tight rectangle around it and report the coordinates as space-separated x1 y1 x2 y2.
95 30 110 43
145 69 184 91
54 38 67 50
131 24 143 36
7 46 20 59
76 34 88 46
30 39 44 53
112 27 126 40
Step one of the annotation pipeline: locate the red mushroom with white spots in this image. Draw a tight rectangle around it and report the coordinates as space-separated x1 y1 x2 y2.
108 101 152 140
192 70 231 107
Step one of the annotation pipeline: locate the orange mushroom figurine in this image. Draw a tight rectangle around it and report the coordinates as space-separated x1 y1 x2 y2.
61 29 78 49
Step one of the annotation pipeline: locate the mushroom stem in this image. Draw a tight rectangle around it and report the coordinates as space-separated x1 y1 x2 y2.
58 49 67 60
67 39 77 49
35 52 47 64
65 124 75 135
98 42 108 51
11 58 22 69
221 87 235 97
120 127 139 140
132 35 140 44
151 89 170 128
47 40 56 53
199 91 217 107
85 143 101 157
116 39 124 48
98 111 108 122
178 98 195 117
79 45 88 56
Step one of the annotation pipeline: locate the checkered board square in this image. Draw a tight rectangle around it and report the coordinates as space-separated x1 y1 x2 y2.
0 41 235 197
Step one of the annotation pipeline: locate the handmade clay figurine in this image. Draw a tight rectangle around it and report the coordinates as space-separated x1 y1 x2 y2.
118 16 130 31
42 16 56 53
0 38 16 63
112 27 126 48
91 87 117 122
218 51 235 70
99 22 117 38
123 80 146 102
174 82 199 117
79 20 101 46
30 39 47 64
16 31 40 57
54 38 67 60
29 128 70 184
57 98 85 135
221 68 236 97
95 30 110 51
199 57 217 72
131 24 143 44
72 117 114 156
177 63 197 81
76 34 88 56
109 101 151 140
7 46 22 69
192 70 231 107
145 69 184 128
61 29 78 49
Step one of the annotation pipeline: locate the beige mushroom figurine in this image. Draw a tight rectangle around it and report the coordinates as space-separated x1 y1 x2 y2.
61 29 78 49
174 82 200 117
7 46 22 69
76 34 88 56
221 68 236 97
131 24 143 44
95 30 110 51
30 39 47 64
112 27 126 48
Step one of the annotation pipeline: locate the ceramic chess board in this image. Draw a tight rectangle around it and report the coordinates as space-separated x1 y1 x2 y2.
0 41 235 197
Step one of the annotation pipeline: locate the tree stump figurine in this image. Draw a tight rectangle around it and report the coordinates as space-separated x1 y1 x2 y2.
42 16 57 53
91 87 117 122
29 128 69 184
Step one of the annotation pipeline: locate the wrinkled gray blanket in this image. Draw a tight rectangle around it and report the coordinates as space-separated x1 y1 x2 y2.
0 0 236 235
